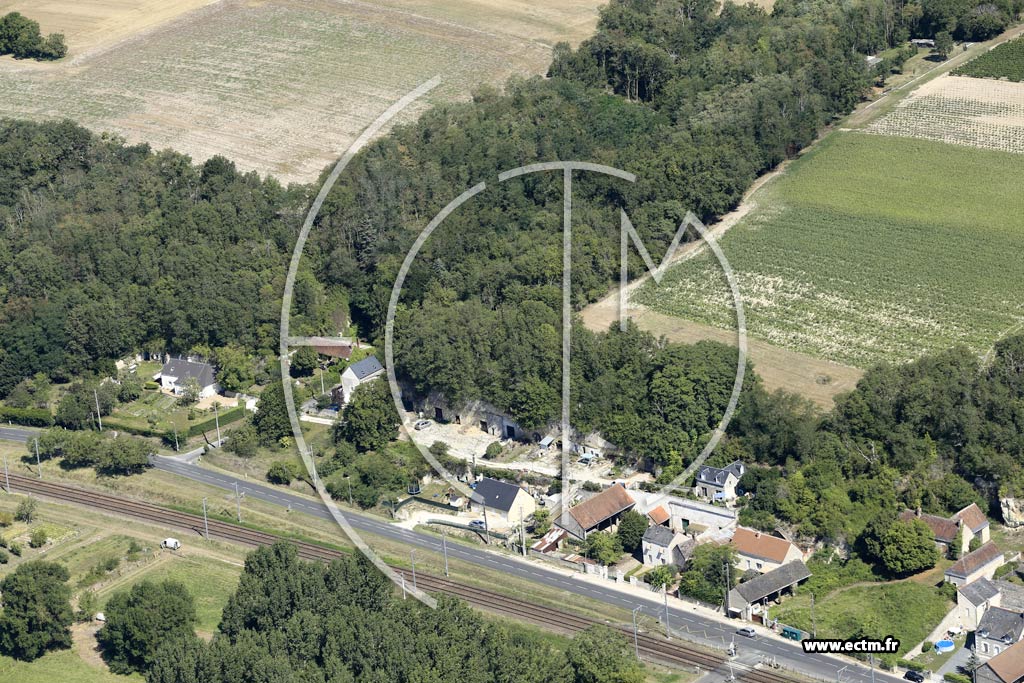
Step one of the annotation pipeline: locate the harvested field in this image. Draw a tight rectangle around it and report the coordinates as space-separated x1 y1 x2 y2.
0 0 219 60
865 75 1024 154
633 132 1024 369
0 0 602 183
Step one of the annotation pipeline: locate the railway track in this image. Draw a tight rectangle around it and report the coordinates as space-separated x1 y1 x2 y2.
4 474 802 682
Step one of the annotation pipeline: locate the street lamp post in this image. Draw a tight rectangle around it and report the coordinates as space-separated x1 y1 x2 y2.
234 482 241 522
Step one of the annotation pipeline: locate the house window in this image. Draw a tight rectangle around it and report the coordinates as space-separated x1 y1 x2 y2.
983 643 989 654
756 562 763 570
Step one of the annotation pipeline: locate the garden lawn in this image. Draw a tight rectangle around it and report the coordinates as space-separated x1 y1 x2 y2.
636 132 1024 368
0 650 141 683
775 581 951 657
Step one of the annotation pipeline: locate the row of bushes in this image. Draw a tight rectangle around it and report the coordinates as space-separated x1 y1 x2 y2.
187 406 246 438
0 405 54 427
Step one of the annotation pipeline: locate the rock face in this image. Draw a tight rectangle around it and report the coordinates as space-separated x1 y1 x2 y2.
1000 497 1024 528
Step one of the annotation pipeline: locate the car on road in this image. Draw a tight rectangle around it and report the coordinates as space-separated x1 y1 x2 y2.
161 538 181 550
736 627 756 638
468 520 486 530
414 419 431 430
904 671 925 682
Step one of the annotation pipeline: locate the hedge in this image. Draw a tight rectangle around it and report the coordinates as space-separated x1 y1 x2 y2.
0 406 54 427
100 418 165 439
898 659 926 672
945 674 971 683
187 406 247 438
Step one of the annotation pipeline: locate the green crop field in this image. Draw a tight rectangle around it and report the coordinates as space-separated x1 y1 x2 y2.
635 132 1024 368
954 37 1024 81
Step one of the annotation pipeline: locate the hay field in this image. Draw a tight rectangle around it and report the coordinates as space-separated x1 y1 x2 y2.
0 0 602 183
0 0 219 59
865 75 1024 154
633 132 1024 369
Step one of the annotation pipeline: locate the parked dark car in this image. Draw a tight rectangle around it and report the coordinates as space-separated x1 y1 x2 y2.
904 670 925 682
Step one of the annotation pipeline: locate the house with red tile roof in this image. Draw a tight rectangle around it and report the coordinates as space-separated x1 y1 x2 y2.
900 502 991 556
730 527 804 573
946 542 1006 587
978 636 1024 683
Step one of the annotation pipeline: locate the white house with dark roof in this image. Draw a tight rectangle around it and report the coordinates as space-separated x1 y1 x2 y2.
642 524 688 567
695 461 744 502
159 358 218 398
959 578 1004 630
470 477 535 529
978 606 1024 659
336 356 384 405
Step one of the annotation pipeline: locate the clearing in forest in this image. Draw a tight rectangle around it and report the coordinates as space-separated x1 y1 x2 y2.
633 132 1024 369
0 0 603 183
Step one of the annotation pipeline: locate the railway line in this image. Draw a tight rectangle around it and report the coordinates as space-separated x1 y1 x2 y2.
3 473 803 683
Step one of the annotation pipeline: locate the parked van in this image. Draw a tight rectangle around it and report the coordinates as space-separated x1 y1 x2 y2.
161 538 181 550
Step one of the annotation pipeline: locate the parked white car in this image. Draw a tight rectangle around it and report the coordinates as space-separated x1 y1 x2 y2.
161 538 181 550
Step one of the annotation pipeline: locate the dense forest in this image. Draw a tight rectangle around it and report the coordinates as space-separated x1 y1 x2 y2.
0 543 647 683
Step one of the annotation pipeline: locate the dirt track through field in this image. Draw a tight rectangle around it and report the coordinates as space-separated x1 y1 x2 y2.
579 153 864 409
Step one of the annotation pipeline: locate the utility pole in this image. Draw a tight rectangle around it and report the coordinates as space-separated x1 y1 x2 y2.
663 585 670 638
519 505 526 557
94 389 103 431
34 438 41 478
632 606 641 660
483 507 490 543
723 560 731 614
837 665 848 683
234 482 241 522
173 429 179 452
2 454 9 493
214 404 221 444
320 365 325 396
442 529 449 577
410 549 417 592
870 655 876 683
401 573 407 600
345 475 353 506
811 593 816 638
202 497 209 539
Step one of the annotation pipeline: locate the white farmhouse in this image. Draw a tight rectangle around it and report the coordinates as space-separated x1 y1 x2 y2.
159 358 218 398
335 356 385 405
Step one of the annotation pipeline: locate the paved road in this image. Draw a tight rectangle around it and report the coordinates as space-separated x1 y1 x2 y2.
151 458 900 683
0 426 36 443
0 425 902 683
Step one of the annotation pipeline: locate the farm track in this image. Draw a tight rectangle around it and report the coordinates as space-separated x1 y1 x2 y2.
4 473 799 682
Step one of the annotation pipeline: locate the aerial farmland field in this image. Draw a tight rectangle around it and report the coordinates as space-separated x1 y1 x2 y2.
633 132 1024 368
0 0 602 183
865 74 1024 154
